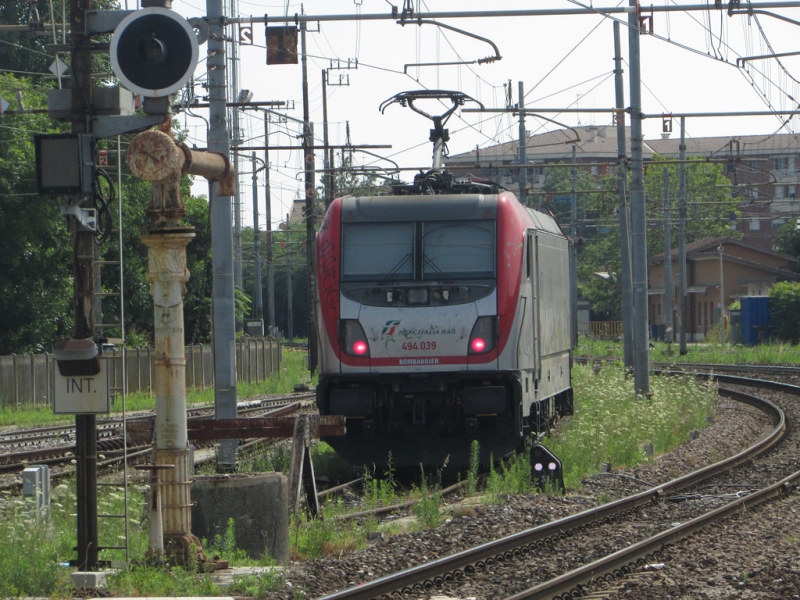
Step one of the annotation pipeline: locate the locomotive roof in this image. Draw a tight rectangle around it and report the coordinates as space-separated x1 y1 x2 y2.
338 193 566 239
340 194 499 222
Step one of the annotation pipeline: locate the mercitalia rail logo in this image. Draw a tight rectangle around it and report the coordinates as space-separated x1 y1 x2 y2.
381 320 401 336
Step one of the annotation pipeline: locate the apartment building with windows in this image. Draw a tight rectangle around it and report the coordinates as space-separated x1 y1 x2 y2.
445 126 800 250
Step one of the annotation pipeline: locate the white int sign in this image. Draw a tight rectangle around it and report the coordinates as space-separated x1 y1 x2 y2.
53 359 110 414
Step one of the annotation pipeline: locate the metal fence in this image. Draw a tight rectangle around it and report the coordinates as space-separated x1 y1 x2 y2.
0 337 282 409
581 321 623 340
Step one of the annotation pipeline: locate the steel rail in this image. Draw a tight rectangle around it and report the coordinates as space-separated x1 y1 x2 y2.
576 356 800 380
505 376 797 599
657 362 800 379
0 396 309 474
507 474 798 599
318 384 785 600
0 392 312 446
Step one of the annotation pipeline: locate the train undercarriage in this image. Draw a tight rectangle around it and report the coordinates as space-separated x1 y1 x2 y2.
317 371 573 469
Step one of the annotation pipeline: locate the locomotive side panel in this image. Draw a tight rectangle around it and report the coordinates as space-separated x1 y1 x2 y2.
316 198 343 374
531 229 572 407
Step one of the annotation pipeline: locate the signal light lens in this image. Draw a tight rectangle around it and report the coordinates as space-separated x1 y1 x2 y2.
352 340 368 355
468 316 496 354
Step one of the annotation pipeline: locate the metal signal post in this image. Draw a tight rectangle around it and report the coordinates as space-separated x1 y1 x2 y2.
69 0 99 571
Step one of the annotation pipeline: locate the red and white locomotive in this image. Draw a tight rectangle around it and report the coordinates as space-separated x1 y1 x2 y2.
314 92 573 468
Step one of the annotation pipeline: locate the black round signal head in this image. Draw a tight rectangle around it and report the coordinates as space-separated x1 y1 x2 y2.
110 7 198 98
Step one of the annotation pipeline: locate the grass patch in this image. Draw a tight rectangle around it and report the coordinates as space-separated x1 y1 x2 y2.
0 490 74 598
546 364 716 489
290 507 382 560
577 335 800 366
0 405 72 429
0 480 283 598
413 467 442 529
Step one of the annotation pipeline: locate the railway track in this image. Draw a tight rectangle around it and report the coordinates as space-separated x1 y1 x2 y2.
577 356 800 382
301 372 799 600
0 392 315 482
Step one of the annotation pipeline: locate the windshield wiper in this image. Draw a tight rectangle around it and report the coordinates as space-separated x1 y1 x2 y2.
373 253 413 291
422 254 455 286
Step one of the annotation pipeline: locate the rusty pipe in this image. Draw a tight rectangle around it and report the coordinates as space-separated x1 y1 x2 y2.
128 130 236 195
177 141 235 196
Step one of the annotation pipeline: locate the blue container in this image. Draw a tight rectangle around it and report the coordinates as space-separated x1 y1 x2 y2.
740 296 771 346
649 324 666 341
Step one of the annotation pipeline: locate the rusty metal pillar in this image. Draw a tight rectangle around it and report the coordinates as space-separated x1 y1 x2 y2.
128 127 232 564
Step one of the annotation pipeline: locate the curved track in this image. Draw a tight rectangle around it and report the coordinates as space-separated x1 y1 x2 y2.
316 374 796 600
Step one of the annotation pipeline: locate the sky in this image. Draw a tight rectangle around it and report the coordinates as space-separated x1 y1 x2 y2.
124 0 800 231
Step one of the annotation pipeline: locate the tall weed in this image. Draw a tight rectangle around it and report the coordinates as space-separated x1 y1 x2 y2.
547 364 716 488
413 466 441 529
466 440 480 496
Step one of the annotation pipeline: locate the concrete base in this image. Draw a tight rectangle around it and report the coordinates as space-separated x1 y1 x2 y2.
192 472 289 562
71 570 111 590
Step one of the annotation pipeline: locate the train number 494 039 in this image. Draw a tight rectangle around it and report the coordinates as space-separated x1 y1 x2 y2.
401 341 437 350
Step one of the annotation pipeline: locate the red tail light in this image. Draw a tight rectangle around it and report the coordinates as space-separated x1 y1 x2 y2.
341 320 370 357
470 337 487 353
468 316 496 354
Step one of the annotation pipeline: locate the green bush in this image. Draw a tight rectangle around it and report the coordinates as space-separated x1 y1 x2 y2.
547 365 716 488
769 281 800 344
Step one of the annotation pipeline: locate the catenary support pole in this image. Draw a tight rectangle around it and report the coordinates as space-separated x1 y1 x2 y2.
264 116 275 332
322 71 334 209
518 81 527 204
678 117 688 354
614 21 634 369
70 0 98 571
719 244 725 343
252 151 263 322
628 0 650 396
231 57 242 302
207 0 238 469
570 144 578 347
301 21 318 372
286 214 293 341
663 167 673 343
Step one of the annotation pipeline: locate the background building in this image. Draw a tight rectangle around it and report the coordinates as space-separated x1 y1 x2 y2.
446 126 800 250
648 237 799 340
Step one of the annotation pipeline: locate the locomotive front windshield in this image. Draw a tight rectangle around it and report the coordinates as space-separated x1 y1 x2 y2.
342 220 495 282
341 222 415 281
422 221 494 279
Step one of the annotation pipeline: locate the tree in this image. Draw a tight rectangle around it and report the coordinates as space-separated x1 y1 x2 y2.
329 151 390 198
0 1 118 80
538 160 604 234
642 156 740 257
0 1 67 78
0 3 224 353
769 281 800 344
96 170 214 347
0 74 72 353
562 156 739 322
774 219 800 268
